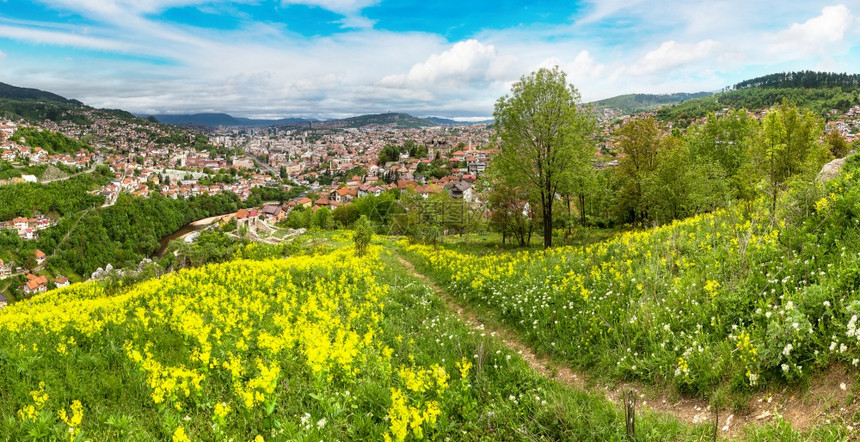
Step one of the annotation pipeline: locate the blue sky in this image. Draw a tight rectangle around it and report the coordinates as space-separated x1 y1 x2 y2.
0 1 857 119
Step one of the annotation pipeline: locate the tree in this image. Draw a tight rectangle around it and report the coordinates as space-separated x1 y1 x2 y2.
313 207 333 230
752 101 828 215
686 109 758 200
643 136 695 224
492 66 595 248
824 130 850 158
616 118 661 226
353 215 372 257
482 176 534 246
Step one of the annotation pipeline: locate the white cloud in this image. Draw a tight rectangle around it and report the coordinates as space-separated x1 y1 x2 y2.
280 0 379 15
575 0 646 25
568 50 605 81
379 39 511 90
0 24 135 52
280 0 379 28
2 0 860 118
0 51 6 60
768 4 854 56
628 39 722 75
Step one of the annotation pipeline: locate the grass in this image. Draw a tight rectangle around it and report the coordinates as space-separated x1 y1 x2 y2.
0 236 710 441
397 156 860 437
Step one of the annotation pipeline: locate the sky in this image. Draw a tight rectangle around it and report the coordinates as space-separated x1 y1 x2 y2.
0 1 858 120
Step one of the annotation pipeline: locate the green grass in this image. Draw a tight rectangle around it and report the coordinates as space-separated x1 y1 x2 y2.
398 155 860 437
0 236 710 441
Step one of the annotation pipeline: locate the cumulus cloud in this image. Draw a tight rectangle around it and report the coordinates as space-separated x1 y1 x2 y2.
768 4 854 56
628 39 722 75
568 50 605 81
3 0 860 118
379 39 511 89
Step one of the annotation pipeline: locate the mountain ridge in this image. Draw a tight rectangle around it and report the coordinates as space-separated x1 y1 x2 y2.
0 81 81 105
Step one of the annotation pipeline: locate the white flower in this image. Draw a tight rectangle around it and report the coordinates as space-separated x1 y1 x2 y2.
316 418 327 429
781 364 789 372
841 383 847 391
782 343 793 357
824 301 831 307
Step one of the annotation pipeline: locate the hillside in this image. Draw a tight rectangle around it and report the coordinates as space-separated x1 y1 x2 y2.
0 82 79 105
0 82 154 127
151 113 316 127
0 242 704 440
312 112 439 130
403 153 860 419
591 92 712 114
657 71 860 125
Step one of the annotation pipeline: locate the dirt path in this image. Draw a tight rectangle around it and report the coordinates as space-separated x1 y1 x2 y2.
396 256 858 439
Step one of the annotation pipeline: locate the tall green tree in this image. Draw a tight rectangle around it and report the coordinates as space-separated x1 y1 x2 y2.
616 117 661 226
492 66 595 248
823 130 850 158
752 100 828 214
686 109 758 196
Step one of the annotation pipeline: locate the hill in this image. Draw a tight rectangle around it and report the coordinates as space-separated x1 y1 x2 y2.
424 116 492 126
657 71 860 125
0 242 701 440
152 113 491 129
151 113 316 127
590 92 712 114
403 152 860 404
0 82 152 126
0 82 80 105
312 112 439 130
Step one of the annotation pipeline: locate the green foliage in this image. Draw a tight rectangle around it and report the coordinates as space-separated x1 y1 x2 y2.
0 162 47 180
751 100 829 213
493 66 596 247
0 173 108 220
51 193 244 277
332 203 360 228
591 92 713 114
245 186 306 207
403 157 860 402
733 71 860 90
657 86 860 124
824 130 850 158
615 117 662 225
353 216 372 257
284 206 312 229
0 99 90 125
378 139 428 164
312 207 333 230
12 127 93 154
415 158 449 179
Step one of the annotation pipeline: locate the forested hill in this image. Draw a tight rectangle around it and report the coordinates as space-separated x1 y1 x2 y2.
733 71 860 90
0 82 80 104
657 71 860 125
591 92 712 114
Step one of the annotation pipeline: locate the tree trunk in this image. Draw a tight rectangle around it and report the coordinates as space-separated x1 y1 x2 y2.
543 194 553 248
578 194 586 225
565 194 572 237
